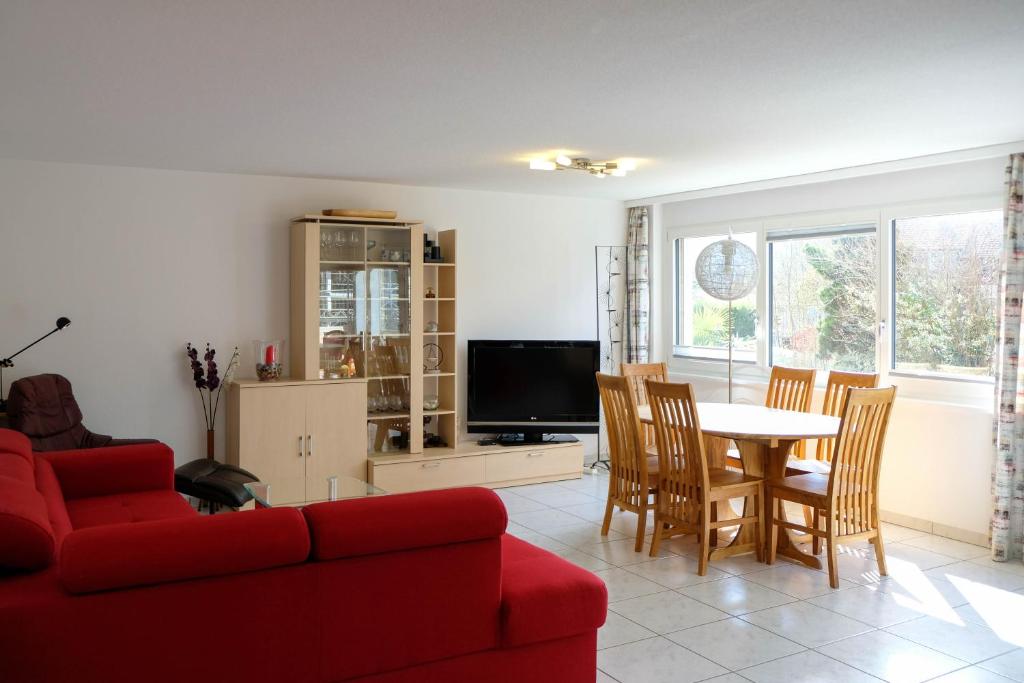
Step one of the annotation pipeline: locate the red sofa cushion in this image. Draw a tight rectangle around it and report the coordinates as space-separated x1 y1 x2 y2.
43 442 174 500
0 441 57 571
60 507 311 594
303 486 507 560
34 458 72 548
499 535 608 647
64 490 194 529
0 476 56 571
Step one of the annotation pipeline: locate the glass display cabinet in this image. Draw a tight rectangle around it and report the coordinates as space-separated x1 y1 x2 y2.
291 215 457 455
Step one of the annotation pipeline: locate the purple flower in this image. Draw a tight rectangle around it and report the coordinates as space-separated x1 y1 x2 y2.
186 343 207 389
205 344 220 390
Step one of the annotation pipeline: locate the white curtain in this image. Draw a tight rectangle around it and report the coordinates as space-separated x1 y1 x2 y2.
992 153 1024 562
625 207 650 363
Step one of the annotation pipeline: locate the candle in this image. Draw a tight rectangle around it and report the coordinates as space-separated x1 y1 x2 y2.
264 344 276 365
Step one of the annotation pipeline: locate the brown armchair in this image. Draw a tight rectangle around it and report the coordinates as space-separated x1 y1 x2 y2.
6 374 155 452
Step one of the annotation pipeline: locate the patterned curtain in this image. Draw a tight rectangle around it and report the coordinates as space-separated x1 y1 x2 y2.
993 153 1024 562
625 207 650 363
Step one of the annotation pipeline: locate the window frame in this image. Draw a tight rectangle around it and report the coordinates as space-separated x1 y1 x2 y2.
664 196 1003 407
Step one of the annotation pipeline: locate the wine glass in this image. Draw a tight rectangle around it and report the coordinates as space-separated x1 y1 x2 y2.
350 231 361 261
333 231 348 260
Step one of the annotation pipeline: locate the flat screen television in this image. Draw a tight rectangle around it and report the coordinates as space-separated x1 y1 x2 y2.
467 340 600 445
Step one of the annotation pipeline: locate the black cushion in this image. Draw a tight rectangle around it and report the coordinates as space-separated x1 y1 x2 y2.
174 459 259 508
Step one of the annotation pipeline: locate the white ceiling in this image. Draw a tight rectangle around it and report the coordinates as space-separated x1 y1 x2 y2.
1 0 1022 201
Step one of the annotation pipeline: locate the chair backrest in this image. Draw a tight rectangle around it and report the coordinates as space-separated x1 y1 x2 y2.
597 373 650 510
765 366 816 458
645 380 710 523
620 362 669 407
6 374 103 451
815 370 879 461
827 386 897 536
765 366 816 412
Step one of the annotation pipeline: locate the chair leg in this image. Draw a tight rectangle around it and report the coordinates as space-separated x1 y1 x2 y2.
601 499 614 536
766 490 778 565
753 487 764 563
649 517 664 557
709 503 719 548
634 503 647 552
812 509 822 556
697 509 710 576
825 516 839 589
871 529 888 577
803 505 814 533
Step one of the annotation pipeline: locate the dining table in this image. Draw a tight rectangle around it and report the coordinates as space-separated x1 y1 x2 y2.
636 401 840 570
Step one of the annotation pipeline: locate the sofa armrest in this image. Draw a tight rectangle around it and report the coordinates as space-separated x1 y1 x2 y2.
303 487 507 560
499 535 608 648
60 507 310 594
42 442 174 500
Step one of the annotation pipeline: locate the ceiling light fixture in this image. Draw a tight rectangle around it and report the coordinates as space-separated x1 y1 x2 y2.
528 156 637 178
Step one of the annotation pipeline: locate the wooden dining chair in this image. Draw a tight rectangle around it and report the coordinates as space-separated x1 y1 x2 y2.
646 380 764 574
597 372 657 552
767 386 897 588
726 365 816 470
788 369 879 475
621 362 669 452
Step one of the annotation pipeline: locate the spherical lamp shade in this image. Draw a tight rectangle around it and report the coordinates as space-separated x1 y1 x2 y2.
695 239 758 301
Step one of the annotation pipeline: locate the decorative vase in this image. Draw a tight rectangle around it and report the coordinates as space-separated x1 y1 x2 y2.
206 429 215 460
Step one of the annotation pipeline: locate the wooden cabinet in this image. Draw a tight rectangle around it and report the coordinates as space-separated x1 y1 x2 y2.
368 441 584 494
227 379 367 505
289 215 459 456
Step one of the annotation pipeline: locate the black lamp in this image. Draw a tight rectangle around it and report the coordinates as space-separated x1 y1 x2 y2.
0 316 72 413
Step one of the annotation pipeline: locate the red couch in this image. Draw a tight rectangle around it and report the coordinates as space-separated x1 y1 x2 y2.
0 429 607 682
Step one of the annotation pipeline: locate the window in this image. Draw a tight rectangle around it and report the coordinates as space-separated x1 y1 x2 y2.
674 232 757 361
768 226 878 372
893 210 1003 378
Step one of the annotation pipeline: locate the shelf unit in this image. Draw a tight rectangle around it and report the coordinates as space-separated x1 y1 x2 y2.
422 230 457 449
291 215 457 456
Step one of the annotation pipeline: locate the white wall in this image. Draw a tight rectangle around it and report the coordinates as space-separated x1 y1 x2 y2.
652 156 1008 541
0 159 622 463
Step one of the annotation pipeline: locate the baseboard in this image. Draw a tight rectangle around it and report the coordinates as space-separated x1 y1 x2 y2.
880 509 989 548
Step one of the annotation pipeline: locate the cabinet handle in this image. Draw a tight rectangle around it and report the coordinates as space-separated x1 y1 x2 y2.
421 462 441 469
307 434 313 457
298 435 304 457
527 452 544 458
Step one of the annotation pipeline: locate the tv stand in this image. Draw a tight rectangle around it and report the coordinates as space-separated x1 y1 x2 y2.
368 440 585 493
496 434 580 447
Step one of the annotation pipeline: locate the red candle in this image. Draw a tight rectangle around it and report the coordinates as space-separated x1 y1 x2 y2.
264 344 276 365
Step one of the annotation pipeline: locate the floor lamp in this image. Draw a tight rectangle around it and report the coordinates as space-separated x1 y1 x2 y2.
694 239 758 403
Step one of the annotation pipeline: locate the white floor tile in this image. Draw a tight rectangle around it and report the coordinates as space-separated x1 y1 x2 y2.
678 576 797 616
952 586 1024 647
701 675 754 683
551 548 614 572
739 650 881 682
625 555 730 589
969 557 1024 578
608 590 729 634
582 536 675 567
873 573 972 611
546 521 626 548
900 535 989 561
881 523 930 543
886 616 1018 664
594 567 667 602
817 629 966 683
882 543 961 571
598 611 657 650
492 489 549 513
513 487 601 507
596 670 620 683
744 563 856 599
810 583 938 628
597 636 728 683
560 500 612 523
667 617 805 670
607 511 657 537
926 562 1024 593
929 666 1021 682
978 649 1024 682
506 529 571 554
740 601 873 648
509 507 590 533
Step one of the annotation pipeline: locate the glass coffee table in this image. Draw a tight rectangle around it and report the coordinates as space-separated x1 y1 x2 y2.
244 476 385 508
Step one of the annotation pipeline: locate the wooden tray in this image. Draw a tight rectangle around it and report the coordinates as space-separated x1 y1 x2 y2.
323 209 398 219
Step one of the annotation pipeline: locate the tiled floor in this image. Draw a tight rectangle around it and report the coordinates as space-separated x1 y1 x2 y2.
498 473 1024 683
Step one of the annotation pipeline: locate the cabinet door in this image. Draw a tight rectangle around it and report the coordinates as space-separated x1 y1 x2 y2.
236 385 308 505
304 383 368 501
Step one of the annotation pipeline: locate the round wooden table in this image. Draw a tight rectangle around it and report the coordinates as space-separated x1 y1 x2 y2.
636 402 839 570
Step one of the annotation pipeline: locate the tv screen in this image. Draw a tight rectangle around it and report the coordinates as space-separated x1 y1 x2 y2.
467 340 599 436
